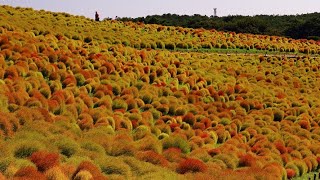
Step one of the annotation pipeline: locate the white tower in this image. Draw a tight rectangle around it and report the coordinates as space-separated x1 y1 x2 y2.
213 8 217 17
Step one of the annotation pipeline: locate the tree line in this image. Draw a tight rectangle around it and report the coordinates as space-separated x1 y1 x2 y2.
118 13 320 40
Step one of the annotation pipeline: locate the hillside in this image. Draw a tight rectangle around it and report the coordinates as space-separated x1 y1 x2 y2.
119 13 320 40
0 5 320 179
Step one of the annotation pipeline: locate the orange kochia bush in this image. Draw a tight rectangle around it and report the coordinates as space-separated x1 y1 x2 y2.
30 151 60 172
176 158 207 174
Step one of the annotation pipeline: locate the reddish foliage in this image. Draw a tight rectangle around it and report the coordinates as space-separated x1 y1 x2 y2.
193 122 206 130
276 92 286 99
102 62 115 74
218 90 224 96
286 168 296 179
72 161 107 180
63 75 77 87
298 120 311 130
182 112 196 126
143 66 150 74
163 147 183 162
208 148 221 157
240 100 250 112
234 84 242 93
4 66 19 79
199 132 209 139
169 123 180 132
239 154 257 167
200 118 212 129
30 151 60 172
50 90 65 104
176 158 207 174
274 141 287 154
136 151 169 167
286 147 294 153
235 96 244 101
14 166 46 180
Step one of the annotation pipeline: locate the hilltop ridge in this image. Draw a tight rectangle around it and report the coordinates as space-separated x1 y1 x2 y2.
119 13 320 40
1 5 320 55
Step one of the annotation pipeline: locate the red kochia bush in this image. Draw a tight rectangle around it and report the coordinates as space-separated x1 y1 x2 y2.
30 151 60 172
182 112 196 126
239 154 257 167
14 166 46 180
176 158 207 174
286 168 296 179
136 150 169 167
72 161 107 180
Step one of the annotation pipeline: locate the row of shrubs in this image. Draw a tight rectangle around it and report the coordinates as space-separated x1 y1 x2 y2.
1 5 320 54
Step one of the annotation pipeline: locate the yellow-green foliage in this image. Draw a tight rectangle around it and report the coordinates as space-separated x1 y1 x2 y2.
96 156 132 178
162 136 190 154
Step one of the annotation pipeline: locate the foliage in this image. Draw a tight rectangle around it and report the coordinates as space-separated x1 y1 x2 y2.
0 5 319 179
120 13 320 40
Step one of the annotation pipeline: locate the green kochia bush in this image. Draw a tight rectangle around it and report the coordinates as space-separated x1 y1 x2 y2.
54 137 80 158
162 136 190 154
12 140 44 159
112 99 128 111
96 156 132 178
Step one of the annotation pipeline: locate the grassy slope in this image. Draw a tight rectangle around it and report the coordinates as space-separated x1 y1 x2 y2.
0 5 320 179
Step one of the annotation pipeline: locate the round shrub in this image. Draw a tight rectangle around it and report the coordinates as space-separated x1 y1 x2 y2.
212 153 238 169
162 136 190 154
73 170 93 180
97 157 131 178
45 166 68 180
54 137 80 158
174 106 187 116
273 109 284 121
112 99 128 111
176 158 207 174
139 91 154 104
165 42 176 50
136 150 169 167
13 166 46 179
133 125 151 140
286 168 296 179
182 112 196 126
72 161 106 180
13 140 44 159
30 151 60 172
285 162 300 177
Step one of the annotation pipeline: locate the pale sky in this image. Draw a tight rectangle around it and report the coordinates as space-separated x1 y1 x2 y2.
1 0 319 19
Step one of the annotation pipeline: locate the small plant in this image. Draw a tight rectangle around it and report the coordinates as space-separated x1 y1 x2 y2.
112 98 128 111
176 158 207 174
73 170 93 180
286 168 296 179
54 137 80 158
72 161 106 180
136 150 169 167
273 109 284 121
182 112 196 126
212 153 239 169
13 166 46 179
162 136 190 154
45 166 68 180
13 140 44 159
30 151 60 172
96 157 131 178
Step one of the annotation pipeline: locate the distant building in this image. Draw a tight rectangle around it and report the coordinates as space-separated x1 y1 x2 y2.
213 8 217 17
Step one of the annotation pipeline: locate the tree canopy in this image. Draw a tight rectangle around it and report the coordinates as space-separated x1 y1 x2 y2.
119 13 320 40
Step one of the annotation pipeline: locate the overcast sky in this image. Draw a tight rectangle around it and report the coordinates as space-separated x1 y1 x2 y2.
1 0 319 19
